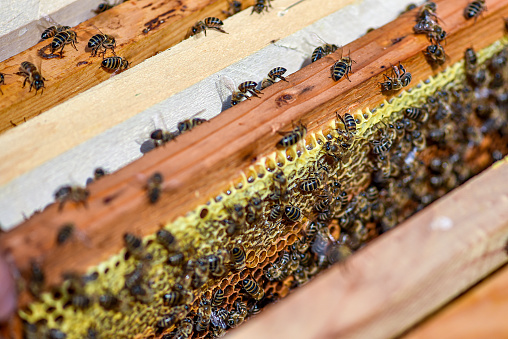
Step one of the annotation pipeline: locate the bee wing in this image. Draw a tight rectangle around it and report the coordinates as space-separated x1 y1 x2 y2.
216 75 234 111
210 310 227 329
311 33 328 45
310 230 330 256
187 109 207 120
220 75 237 93
40 14 59 26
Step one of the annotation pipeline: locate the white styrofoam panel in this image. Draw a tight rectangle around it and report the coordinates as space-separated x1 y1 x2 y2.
0 0 418 230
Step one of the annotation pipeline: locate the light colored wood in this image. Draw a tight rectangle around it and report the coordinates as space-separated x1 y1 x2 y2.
226 158 508 339
0 0 416 230
402 260 508 338
1 0 506 289
0 0 261 132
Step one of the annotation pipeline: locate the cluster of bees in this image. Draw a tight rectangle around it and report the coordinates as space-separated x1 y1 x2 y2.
415 1 487 66
13 1 508 339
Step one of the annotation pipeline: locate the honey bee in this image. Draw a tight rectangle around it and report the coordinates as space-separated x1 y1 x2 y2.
300 177 320 192
265 262 283 281
71 292 92 310
145 172 164 204
167 252 185 266
268 67 288 82
242 278 264 300
251 0 272 14
191 258 210 288
99 292 121 310
421 2 438 18
311 34 339 62
56 223 75 245
372 136 393 155
28 260 45 298
207 250 229 277
16 61 47 95
124 233 152 262
48 329 67 339
94 1 115 14
41 25 71 41
331 51 356 82
220 75 250 106
284 205 301 222
100 56 129 71
177 109 207 134
404 107 428 122
246 195 264 223
188 17 227 37
336 112 357 141
87 26 116 57
276 123 307 148
365 186 379 202
0 72 5 95
156 229 177 252
427 25 447 44
230 245 246 270
155 305 190 334
54 185 89 211
212 288 225 307
210 308 228 330
464 0 486 20
50 29 78 56
380 63 411 91
223 0 242 17
163 284 193 306
238 81 263 98
425 44 446 65
173 318 194 339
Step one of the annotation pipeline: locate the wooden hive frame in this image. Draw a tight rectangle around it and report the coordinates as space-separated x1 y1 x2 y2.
1 0 508 337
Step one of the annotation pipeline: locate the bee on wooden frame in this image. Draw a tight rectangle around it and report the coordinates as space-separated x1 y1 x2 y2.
331 50 356 82
54 184 90 211
38 15 71 41
464 0 486 21
187 17 227 38
261 67 289 89
276 122 307 149
379 62 411 92
251 0 272 14
219 75 250 107
223 0 242 17
50 29 78 56
16 61 46 95
0 72 7 95
93 0 125 14
311 33 339 63
238 81 263 98
177 109 208 135
100 56 129 72
87 26 117 57
425 44 446 66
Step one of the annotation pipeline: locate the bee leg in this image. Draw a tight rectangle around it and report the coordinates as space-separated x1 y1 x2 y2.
22 77 28 88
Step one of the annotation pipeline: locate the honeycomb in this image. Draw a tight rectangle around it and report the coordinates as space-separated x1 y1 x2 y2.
19 38 508 338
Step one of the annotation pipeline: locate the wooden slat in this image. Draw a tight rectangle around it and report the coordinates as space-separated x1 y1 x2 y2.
226 158 508 339
0 0 257 133
402 263 508 338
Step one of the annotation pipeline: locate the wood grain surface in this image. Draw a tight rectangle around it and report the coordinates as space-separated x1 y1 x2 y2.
226 158 508 339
